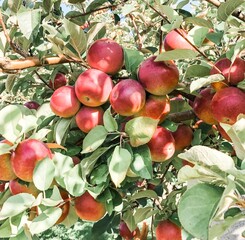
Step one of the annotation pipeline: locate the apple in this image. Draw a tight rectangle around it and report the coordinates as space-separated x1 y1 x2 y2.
56 189 70 224
109 79 146 116
172 124 193 151
0 182 5 192
24 101 40 110
138 56 179 95
0 140 16 181
86 38 124 75
147 126 175 162
163 29 195 51
119 221 136 240
49 73 67 90
50 86 81 118
74 191 106 222
9 179 39 197
210 57 245 86
156 220 182 240
75 69 113 107
193 87 218 125
134 94 170 123
211 87 245 124
75 106 104 133
72 156 81 165
11 139 52 182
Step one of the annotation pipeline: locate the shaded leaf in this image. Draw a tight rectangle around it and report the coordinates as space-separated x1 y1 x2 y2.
103 107 118 132
54 117 73 145
155 49 198 61
185 17 213 29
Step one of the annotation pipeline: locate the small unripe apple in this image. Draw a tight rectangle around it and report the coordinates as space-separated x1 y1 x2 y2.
24 101 40 110
172 124 193 151
163 29 195 51
147 126 175 162
11 139 52 182
138 56 179 95
49 73 67 90
119 221 136 240
75 69 113 107
193 88 217 125
86 38 124 75
9 179 39 197
110 79 146 116
74 191 106 222
75 106 104 133
50 86 81 118
210 57 245 86
0 140 16 181
134 94 170 122
156 220 182 240
211 87 245 124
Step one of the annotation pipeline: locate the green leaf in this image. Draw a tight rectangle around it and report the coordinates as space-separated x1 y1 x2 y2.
185 17 213 29
0 142 14 155
87 22 106 46
188 26 210 47
60 205 78 228
43 0 54 13
5 74 16 93
86 0 107 13
122 210 137 232
131 145 153 179
8 0 22 13
0 105 23 142
63 18 87 57
0 193 35 220
217 0 245 21
131 190 158 201
230 39 245 63
109 146 132 187
125 117 158 147
64 164 86 197
33 158 55 191
53 152 74 188
17 9 41 40
178 183 224 239
155 49 198 61
124 48 144 75
220 116 245 161
82 126 108 153
178 145 235 172
81 147 111 180
190 74 225 92
29 207 62 235
134 207 158 224
103 107 118 132
54 117 73 145
185 64 211 79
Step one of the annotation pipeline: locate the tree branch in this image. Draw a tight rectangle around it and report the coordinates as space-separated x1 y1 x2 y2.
167 110 196 123
0 56 82 73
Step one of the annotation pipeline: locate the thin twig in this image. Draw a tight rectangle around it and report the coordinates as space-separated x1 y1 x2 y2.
129 14 143 50
34 70 53 90
159 20 164 54
167 110 196 123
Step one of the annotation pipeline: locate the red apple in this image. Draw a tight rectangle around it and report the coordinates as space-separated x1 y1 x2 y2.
119 221 136 240
134 94 170 122
193 88 218 125
211 87 245 124
11 139 52 182
172 124 193 151
147 126 175 162
75 69 113 107
163 29 195 51
109 79 146 116
210 57 245 86
50 86 81 118
0 140 16 181
0 182 5 192
138 56 179 95
49 73 67 90
156 220 182 240
86 38 124 75
24 101 40 110
72 156 81 165
75 106 104 133
9 179 39 197
74 191 106 221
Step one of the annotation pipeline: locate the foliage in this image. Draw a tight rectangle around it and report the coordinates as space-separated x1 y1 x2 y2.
0 0 244 239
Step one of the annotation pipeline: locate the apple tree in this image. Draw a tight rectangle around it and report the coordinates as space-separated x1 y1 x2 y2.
0 0 244 239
